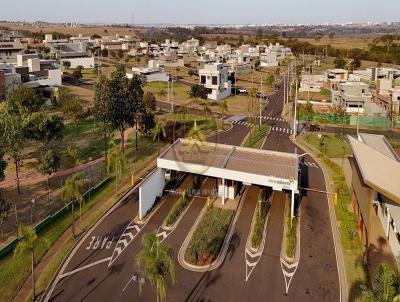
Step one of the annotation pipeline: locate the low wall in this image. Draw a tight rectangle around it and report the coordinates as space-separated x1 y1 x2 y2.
139 168 165 220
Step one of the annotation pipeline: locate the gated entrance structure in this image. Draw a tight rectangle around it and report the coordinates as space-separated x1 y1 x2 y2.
137 139 300 220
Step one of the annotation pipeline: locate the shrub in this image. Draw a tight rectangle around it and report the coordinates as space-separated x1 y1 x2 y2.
251 189 270 248
165 182 193 227
186 208 234 265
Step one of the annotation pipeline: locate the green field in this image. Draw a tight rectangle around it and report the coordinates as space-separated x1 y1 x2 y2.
304 133 352 158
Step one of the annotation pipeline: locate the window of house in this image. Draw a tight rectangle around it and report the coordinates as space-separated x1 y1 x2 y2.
212 76 218 85
200 75 206 84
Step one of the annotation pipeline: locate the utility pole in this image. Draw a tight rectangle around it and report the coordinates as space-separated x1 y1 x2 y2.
260 76 263 129
293 79 298 139
357 102 360 136
283 75 286 106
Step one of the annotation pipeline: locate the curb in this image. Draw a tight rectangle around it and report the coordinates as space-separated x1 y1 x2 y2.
291 135 348 302
178 187 248 272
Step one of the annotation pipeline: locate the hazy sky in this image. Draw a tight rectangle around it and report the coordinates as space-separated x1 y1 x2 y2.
1 0 399 24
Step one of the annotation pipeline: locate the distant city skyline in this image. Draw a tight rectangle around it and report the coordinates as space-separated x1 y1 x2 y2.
1 0 399 25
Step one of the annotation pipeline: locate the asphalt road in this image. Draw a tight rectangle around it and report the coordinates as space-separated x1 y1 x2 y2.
46 79 340 302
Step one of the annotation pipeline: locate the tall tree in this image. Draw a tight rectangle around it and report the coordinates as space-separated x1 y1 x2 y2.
152 121 166 156
94 75 112 164
14 225 39 301
0 115 6 181
106 65 144 152
219 99 228 129
136 232 176 302
108 141 127 200
179 107 188 137
8 86 45 114
62 176 83 237
72 65 84 84
143 91 157 112
334 56 347 69
189 84 209 102
24 113 64 148
1 99 25 194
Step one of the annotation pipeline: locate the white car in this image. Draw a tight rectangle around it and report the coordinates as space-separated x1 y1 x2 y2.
238 88 248 94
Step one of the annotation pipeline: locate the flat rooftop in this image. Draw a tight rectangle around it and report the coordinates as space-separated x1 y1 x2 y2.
159 139 299 182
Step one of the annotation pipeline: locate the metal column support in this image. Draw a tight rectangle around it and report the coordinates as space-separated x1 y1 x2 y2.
291 190 295 223
222 178 225 206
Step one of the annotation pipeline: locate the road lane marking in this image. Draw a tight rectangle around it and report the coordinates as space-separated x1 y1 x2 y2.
109 220 143 266
59 257 112 279
280 257 299 295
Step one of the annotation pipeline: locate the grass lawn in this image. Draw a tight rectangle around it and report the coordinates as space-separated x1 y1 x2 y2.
305 133 352 158
185 208 234 266
244 124 269 149
60 118 108 165
144 81 192 106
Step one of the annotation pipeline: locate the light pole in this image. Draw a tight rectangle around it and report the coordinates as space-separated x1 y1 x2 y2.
30 198 36 225
293 79 298 139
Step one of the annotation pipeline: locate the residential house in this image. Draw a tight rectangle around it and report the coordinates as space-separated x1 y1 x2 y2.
199 63 231 100
0 40 24 63
331 81 385 115
129 60 169 82
299 74 325 92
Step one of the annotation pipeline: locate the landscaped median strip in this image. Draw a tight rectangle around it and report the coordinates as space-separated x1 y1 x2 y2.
178 187 247 272
245 189 272 282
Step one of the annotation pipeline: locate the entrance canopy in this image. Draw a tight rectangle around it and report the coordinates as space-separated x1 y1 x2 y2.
158 139 299 193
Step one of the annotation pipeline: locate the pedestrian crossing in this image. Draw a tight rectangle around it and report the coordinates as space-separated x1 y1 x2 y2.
231 120 254 127
231 116 287 126
270 126 293 134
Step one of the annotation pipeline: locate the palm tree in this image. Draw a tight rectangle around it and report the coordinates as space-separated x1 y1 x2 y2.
247 114 255 146
219 99 228 129
14 225 38 301
136 232 176 302
179 107 188 137
62 176 83 237
366 263 400 302
108 141 127 200
153 121 166 156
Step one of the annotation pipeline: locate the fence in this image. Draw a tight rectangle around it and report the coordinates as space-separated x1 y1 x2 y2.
299 113 400 129
0 160 108 252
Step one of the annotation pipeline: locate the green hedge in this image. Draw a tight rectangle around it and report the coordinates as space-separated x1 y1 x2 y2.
186 208 234 265
285 198 297 259
317 153 359 250
251 189 270 249
165 182 194 227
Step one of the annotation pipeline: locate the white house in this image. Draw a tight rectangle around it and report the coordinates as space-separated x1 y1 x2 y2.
299 74 325 92
129 60 169 82
199 63 231 100
260 51 278 67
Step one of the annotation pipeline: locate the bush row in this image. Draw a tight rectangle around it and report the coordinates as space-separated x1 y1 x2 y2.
185 208 234 265
165 181 194 227
285 197 297 259
251 189 271 249
317 153 359 250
